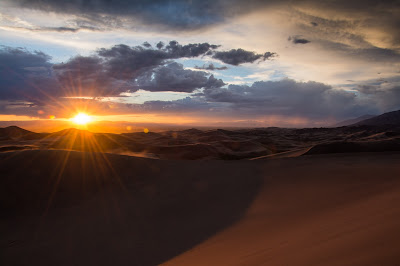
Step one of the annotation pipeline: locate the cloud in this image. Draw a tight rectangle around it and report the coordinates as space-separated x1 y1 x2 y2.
0 41 275 101
134 62 225 92
119 77 400 126
6 0 398 41
53 41 274 96
51 41 221 96
1 45 398 125
316 40 400 63
142 42 152 48
0 46 61 101
128 97 217 114
202 79 378 119
290 2 400 52
194 64 228 70
7 0 242 31
156 41 164 49
355 78 400 112
0 25 102 33
2 42 399 125
212 49 276 65
95 41 222 80
53 56 133 97
96 44 169 81
0 12 104 33
288 36 311 44
165 41 220 58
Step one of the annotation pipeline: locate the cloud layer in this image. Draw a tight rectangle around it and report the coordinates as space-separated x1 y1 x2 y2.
5 0 399 47
3 44 399 125
0 47 61 101
0 42 273 101
51 42 272 96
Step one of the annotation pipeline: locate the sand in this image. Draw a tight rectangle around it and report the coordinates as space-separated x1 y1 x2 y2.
2 125 400 160
1 150 400 265
166 153 400 265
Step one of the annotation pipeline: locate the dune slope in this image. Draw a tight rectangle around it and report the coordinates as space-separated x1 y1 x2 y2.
1 151 400 265
0 150 261 266
165 153 400 265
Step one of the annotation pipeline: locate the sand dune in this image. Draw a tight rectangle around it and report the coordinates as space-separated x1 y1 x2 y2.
305 139 400 155
2 121 400 160
0 150 261 265
165 153 400 265
250 146 313 160
1 150 400 265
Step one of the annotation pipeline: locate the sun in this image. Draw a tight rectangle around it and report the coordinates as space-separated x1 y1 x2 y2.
72 113 92 125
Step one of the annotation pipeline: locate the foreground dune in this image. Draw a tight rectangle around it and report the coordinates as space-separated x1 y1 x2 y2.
1 150 400 265
166 153 400 265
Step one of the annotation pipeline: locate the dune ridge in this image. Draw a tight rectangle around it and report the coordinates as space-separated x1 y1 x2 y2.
1 120 400 160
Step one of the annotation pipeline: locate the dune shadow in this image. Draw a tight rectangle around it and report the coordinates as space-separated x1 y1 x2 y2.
0 150 262 266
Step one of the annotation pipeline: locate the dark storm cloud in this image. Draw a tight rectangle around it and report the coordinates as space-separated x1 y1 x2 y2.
195 64 228 71
134 62 225 92
288 36 311 44
52 41 222 95
1 45 399 122
0 41 235 102
3 43 399 122
53 56 134 97
0 46 61 101
95 41 222 80
7 0 399 41
202 79 377 119
119 77 400 123
129 97 216 113
53 41 273 95
96 44 169 80
213 49 276 66
0 40 275 102
9 0 236 31
355 78 400 111
357 85 378 95
165 41 220 58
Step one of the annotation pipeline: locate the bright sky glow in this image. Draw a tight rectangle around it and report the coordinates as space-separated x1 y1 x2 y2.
72 113 92 125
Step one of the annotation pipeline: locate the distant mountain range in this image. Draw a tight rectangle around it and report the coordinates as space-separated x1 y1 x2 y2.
333 109 400 127
333 115 376 127
352 110 400 126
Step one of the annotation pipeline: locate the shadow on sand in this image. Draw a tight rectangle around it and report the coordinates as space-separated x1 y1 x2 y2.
0 150 262 266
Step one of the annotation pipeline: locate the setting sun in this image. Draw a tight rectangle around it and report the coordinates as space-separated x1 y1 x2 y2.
72 113 92 125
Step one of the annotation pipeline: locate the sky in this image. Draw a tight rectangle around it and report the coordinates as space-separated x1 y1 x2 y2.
0 0 399 131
